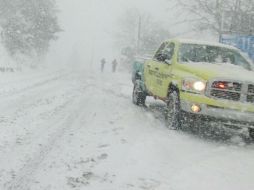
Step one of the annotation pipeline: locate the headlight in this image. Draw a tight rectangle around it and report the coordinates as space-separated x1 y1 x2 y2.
182 78 206 93
193 81 206 91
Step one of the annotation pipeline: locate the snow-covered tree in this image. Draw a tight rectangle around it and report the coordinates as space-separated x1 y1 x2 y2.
0 0 61 58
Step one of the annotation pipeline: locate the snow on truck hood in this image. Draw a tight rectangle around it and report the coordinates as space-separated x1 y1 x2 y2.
177 39 238 50
181 62 254 82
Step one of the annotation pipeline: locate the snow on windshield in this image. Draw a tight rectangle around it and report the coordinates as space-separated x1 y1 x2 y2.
180 44 251 70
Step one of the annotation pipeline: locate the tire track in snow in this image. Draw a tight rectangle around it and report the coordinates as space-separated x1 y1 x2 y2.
4 92 88 190
0 71 69 99
2 78 95 190
0 73 81 158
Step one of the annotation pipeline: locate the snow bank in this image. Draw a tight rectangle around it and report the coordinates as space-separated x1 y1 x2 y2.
0 43 16 71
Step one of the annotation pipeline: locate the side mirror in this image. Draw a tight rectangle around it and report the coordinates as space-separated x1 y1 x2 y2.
156 53 166 62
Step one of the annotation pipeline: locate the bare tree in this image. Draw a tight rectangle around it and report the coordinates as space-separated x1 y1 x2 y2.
116 8 171 60
177 0 254 37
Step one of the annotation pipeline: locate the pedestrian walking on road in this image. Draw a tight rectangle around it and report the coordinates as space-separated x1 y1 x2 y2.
112 59 118 73
101 58 106 73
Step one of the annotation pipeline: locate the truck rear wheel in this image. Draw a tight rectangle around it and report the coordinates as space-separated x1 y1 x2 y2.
132 81 146 106
166 91 181 129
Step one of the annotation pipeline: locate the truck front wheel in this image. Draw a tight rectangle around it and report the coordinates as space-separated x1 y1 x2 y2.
166 91 181 129
132 81 146 106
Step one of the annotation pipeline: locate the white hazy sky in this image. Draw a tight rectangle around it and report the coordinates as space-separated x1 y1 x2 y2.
48 0 171 67
48 0 215 69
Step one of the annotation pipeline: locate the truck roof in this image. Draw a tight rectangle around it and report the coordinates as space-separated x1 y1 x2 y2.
168 38 238 50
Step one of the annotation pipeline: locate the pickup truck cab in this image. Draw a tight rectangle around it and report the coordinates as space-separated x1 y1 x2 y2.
132 39 254 139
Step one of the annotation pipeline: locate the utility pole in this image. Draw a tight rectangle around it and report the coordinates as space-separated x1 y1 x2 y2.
216 0 223 41
137 15 142 56
89 0 96 71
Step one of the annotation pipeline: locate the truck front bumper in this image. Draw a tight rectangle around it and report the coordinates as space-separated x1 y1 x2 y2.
180 92 254 132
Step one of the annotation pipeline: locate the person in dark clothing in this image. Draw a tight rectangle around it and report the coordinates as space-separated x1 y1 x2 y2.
101 58 106 72
112 59 118 73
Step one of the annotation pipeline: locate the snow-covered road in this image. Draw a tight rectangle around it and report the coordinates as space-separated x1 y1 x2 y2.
1 69 254 190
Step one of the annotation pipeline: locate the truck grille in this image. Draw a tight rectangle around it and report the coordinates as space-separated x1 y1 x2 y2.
210 89 241 101
209 80 254 103
248 84 254 94
210 81 242 101
211 81 242 91
248 84 254 103
247 95 254 103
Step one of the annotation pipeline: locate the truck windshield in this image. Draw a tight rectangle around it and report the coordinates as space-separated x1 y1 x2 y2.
179 43 251 70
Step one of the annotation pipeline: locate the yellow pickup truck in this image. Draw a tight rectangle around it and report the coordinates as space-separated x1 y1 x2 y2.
132 39 254 139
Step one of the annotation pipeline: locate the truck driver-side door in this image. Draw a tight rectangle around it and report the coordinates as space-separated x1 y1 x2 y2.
144 42 168 95
153 42 175 98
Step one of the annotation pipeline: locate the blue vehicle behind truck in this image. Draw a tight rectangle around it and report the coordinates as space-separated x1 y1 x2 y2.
220 34 254 61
